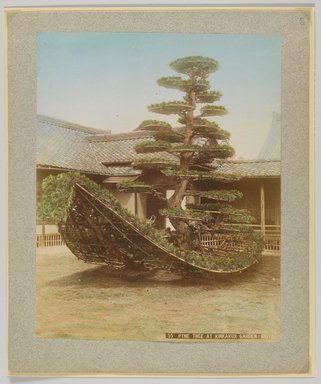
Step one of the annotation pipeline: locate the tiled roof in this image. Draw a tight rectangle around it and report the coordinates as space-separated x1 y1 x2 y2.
37 115 280 178
87 131 154 142
102 166 141 176
88 132 177 166
217 160 280 178
37 115 111 175
38 115 109 135
90 135 153 164
37 115 167 176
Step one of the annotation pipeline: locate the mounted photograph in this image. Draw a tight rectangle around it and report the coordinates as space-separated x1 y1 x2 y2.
35 32 281 342
6 4 316 376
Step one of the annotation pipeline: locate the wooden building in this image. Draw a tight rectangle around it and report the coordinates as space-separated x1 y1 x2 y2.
201 160 280 254
37 115 280 254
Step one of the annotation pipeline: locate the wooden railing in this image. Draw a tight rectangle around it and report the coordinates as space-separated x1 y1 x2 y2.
247 225 280 255
264 233 280 253
200 225 280 255
37 226 280 255
200 233 249 252
36 233 65 248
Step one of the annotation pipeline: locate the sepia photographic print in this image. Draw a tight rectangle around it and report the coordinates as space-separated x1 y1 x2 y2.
36 32 281 342
6 6 313 376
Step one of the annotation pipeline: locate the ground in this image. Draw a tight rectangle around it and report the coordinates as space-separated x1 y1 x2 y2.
36 246 280 341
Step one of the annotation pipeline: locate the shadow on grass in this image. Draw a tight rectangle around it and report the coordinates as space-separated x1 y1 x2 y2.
47 255 279 290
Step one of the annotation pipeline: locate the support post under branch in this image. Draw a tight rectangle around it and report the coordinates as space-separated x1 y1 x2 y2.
260 183 265 236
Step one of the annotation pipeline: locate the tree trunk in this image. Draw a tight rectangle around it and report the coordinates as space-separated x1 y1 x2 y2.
168 179 188 209
170 218 192 249
166 91 196 249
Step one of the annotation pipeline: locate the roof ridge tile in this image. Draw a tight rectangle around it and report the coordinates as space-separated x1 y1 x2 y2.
37 114 109 135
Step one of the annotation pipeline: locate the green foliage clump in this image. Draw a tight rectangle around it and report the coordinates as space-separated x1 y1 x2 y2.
148 101 193 115
169 144 200 153
196 91 222 103
187 201 256 224
170 56 219 75
132 157 177 170
158 76 209 93
153 128 184 143
200 105 228 116
117 181 153 193
134 140 171 154
192 118 230 140
199 144 235 159
219 208 257 224
161 169 240 182
37 172 121 224
199 189 243 202
135 120 172 131
159 207 212 221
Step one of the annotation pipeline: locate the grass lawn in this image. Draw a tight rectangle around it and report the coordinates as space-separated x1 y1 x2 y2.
36 246 280 341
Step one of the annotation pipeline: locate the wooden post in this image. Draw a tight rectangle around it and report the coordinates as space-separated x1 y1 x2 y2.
260 183 265 236
134 193 138 216
40 221 46 247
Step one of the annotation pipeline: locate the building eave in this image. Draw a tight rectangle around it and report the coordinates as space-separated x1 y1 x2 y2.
36 165 110 176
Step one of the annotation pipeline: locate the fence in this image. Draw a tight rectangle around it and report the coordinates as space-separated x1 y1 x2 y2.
37 226 280 255
264 232 280 254
200 233 250 252
200 225 280 255
36 233 65 248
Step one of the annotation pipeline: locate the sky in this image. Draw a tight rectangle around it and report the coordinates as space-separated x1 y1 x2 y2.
37 32 281 159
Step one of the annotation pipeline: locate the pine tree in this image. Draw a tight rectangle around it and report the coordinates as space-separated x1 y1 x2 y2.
118 56 259 252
